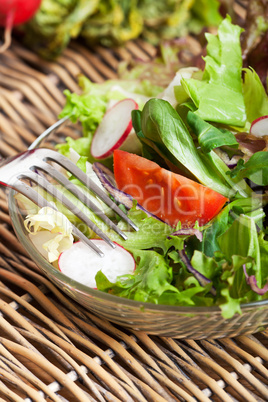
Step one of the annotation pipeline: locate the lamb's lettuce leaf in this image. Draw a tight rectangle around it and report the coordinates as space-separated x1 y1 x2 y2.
181 16 246 126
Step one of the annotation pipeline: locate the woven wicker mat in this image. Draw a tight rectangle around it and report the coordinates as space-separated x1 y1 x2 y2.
0 35 267 401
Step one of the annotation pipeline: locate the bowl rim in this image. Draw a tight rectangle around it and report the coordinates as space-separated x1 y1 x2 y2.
8 187 268 315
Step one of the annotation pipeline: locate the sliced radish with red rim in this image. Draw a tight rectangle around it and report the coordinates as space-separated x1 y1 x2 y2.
250 115 268 137
91 98 138 159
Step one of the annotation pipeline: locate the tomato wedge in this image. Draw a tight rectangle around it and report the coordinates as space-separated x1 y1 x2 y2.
114 150 228 227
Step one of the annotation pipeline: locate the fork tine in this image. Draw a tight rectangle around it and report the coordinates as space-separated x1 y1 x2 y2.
44 150 139 232
35 160 128 240
23 171 116 249
13 179 104 257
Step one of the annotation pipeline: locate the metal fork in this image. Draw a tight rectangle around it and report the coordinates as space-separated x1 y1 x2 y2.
0 121 138 257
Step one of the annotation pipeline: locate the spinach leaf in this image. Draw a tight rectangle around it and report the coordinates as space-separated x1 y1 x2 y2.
140 98 232 196
187 111 239 153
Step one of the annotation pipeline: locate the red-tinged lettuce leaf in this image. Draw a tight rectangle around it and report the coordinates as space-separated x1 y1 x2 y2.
241 0 268 56
243 265 268 296
245 31 268 91
169 228 203 242
241 0 268 89
235 133 267 158
179 249 216 295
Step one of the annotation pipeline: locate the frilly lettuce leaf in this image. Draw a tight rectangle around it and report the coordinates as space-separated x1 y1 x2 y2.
96 249 178 303
182 16 246 126
96 248 208 306
226 151 268 186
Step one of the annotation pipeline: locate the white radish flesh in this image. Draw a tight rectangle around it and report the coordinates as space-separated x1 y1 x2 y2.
91 98 138 159
250 115 268 137
58 240 135 288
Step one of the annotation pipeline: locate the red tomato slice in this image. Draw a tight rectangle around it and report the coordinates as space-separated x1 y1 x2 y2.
114 150 228 227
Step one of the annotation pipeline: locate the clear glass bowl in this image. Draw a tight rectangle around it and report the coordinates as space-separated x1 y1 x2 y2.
8 122 268 339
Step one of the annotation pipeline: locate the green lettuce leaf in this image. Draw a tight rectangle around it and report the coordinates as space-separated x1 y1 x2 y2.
218 214 262 287
243 68 268 123
202 197 264 257
97 248 208 306
182 16 246 126
59 89 106 134
187 111 239 153
227 151 268 186
190 0 222 31
56 136 92 161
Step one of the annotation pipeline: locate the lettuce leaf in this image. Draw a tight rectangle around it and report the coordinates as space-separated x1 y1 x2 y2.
97 249 179 303
182 16 246 126
218 214 262 288
96 248 208 306
187 111 238 153
226 151 268 186
243 68 268 123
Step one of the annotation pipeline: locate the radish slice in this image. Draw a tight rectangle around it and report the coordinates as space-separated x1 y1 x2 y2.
250 115 268 137
91 98 138 159
58 240 135 288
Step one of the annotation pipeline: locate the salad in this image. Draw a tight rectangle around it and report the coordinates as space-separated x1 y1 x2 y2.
18 17 268 319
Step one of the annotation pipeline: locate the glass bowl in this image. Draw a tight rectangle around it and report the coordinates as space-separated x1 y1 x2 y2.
8 121 268 339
